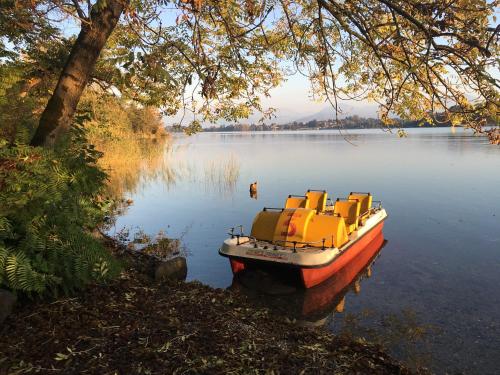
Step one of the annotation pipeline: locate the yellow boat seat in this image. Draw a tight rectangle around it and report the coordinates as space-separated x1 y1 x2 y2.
348 192 372 225
333 198 360 234
251 207 348 249
305 213 348 248
306 190 328 213
251 209 282 242
285 195 309 209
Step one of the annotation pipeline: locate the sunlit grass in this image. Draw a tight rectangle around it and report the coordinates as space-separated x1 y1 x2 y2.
90 134 172 198
91 132 241 199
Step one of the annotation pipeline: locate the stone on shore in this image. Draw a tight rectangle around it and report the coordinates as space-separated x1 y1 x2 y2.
154 256 187 281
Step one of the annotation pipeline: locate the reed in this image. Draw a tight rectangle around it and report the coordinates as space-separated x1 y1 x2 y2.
90 135 172 198
89 122 241 200
203 154 240 194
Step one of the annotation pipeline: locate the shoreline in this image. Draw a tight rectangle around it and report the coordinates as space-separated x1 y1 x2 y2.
0 239 422 374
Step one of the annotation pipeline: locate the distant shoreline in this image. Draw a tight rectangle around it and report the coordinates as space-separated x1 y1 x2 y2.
167 115 497 133
201 124 455 133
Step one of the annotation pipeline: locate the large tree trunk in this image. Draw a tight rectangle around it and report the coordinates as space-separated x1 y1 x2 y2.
30 0 128 147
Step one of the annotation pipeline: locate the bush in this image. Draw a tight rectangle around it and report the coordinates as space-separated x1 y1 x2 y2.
129 105 164 135
0 125 120 296
78 91 166 140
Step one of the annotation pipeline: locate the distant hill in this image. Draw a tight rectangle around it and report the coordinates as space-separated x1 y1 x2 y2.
295 103 379 123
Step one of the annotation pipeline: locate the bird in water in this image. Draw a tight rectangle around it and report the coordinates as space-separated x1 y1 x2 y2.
249 181 258 199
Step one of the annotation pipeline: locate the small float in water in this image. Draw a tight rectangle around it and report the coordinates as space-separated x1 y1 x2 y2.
219 190 387 288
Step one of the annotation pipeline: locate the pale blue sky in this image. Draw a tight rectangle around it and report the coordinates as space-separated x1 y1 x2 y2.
255 74 379 124
166 73 380 126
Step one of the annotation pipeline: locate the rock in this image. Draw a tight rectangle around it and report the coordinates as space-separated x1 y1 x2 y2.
0 289 16 325
154 257 187 282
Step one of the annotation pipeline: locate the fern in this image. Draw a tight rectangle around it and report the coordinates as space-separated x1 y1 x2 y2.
0 245 7 284
0 127 120 296
4 251 53 293
0 216 13 238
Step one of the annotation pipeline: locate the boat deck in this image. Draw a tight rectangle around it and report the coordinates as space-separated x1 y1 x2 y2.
220 208 387 268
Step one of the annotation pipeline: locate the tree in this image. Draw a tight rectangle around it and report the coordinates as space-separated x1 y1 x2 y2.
278 0 499 142
1 0 498 145
29 0 129 146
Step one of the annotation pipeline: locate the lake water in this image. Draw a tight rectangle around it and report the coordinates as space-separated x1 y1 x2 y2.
111 128 500 374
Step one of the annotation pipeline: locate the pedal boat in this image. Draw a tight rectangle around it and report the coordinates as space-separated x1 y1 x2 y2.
219 190 387 288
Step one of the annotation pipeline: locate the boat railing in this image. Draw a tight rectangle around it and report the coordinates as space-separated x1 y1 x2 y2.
359 201 382 218
228 201 383 248
227 226 253 245
228 225 244 237
272 238 332 251
355 201 383 226
227 226 332 251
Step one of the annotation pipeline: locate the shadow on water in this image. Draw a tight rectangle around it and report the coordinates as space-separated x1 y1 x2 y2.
229 232 387 326
229 233 436 370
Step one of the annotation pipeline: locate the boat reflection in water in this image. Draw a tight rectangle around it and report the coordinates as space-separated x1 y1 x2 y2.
229 232 387 326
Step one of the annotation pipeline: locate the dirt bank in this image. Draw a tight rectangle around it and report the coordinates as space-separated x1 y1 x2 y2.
0 246 421 374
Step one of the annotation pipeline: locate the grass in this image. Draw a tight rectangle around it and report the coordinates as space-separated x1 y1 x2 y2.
90 134 173 198
203 153 240 194
92 132 241 200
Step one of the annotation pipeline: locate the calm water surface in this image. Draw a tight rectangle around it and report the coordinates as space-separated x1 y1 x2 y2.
111 128 500 374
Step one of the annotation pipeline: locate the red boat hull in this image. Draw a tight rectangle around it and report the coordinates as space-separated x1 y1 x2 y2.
229 220 385 288
230 258 246 274
300 221 385 288
301 231 385 315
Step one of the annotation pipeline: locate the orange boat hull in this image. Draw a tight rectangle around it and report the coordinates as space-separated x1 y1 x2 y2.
300 221 385 288
301 231 385 315
229 221 385 288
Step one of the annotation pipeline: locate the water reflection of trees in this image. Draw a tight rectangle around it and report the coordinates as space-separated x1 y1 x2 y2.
95 136 241 199
95 136 173 198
